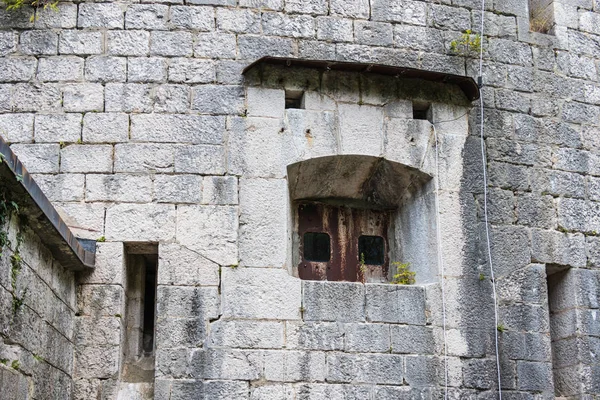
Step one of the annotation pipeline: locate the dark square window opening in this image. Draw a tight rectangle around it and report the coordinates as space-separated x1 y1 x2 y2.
413 101 431 121
303 232 330 262
285 90 305 109
359 235 385 265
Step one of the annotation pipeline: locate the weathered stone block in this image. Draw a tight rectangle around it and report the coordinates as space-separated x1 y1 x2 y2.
86 174 152 203
203 176 238 205
10 143 59 173
0 57 37 82
105 83 154 113
60 145 113 173
128 57 167 83
78 242 123 285
531 228 586 267
107 31 150 56
78 3 124 29
177 205 237 265
285 321 344 351
0 31 17 56
74 316 120 348
202 380 249 399
12 83 62 112
131 114 224 144
174 145 226 174
168 58 215 83
264 350 326 382
487 225 531 277
338 104 384 155
404 356 438 388
500 303 549 333
262 13 315 38
516 361 553 392
217 8 261 33
194 32 237 59
151 31 193 57
158 243 220 286
327 353 404 384
62 83 104 112
155 175 202 203
345 323 390 353
239 178 288 268
157 286 219 320
316 17 353 42
365 284 427 325
330 0 369 18
208 320 284 349
189 349 262 380
55 202 105 239
250 384 293 400
37 56 83 82
238 35 294 59
222 268 301 320
82 113 129 143
354 20 393 46
462 358 496 389
284 0 327 15
155 317 207 349
74 345 120 380
391 325 435 354
227 117 286 178
105 203 176 241
85 56 127 83
501 331 552 362
371 0 427 25
303 281 365 322
247 87 285 118
31 173 84 202
170 6 214 30
125 4 168 30
34 113 81 143
114 143 174 173
77 284 122 317
191 85 244 115
19 30 58 55
154 84 190 113
59 31 102 55
0 114 33 143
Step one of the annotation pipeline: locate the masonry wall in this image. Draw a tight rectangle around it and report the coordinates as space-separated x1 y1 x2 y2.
0 209 76 399
0 0 600 399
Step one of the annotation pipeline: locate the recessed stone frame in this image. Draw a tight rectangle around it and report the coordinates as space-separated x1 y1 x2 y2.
288 155 437 284
238 64 471 285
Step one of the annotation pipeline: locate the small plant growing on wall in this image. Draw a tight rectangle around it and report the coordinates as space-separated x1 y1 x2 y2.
391 262 415 285
450 30 483 58
1 0 59 21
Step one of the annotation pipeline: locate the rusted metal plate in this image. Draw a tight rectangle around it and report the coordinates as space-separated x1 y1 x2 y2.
243 56 481 101
297 202 390 282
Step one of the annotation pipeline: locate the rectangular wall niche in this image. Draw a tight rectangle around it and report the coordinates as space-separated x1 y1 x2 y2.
546 264 572 397
529 0 554 33
121 243 158 384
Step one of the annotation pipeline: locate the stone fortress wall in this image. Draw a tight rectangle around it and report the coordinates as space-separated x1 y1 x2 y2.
0 0 599 398
0 197 77 399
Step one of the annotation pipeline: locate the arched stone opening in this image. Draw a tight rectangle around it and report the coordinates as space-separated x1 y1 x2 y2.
288 155 438 284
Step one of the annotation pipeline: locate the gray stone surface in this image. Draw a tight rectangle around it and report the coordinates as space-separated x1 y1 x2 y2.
365 284 427 325
303 281 365 322
222 268 301 320
1 1 600 398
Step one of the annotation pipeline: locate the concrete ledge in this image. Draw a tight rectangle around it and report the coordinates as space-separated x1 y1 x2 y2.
0 135 95 270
